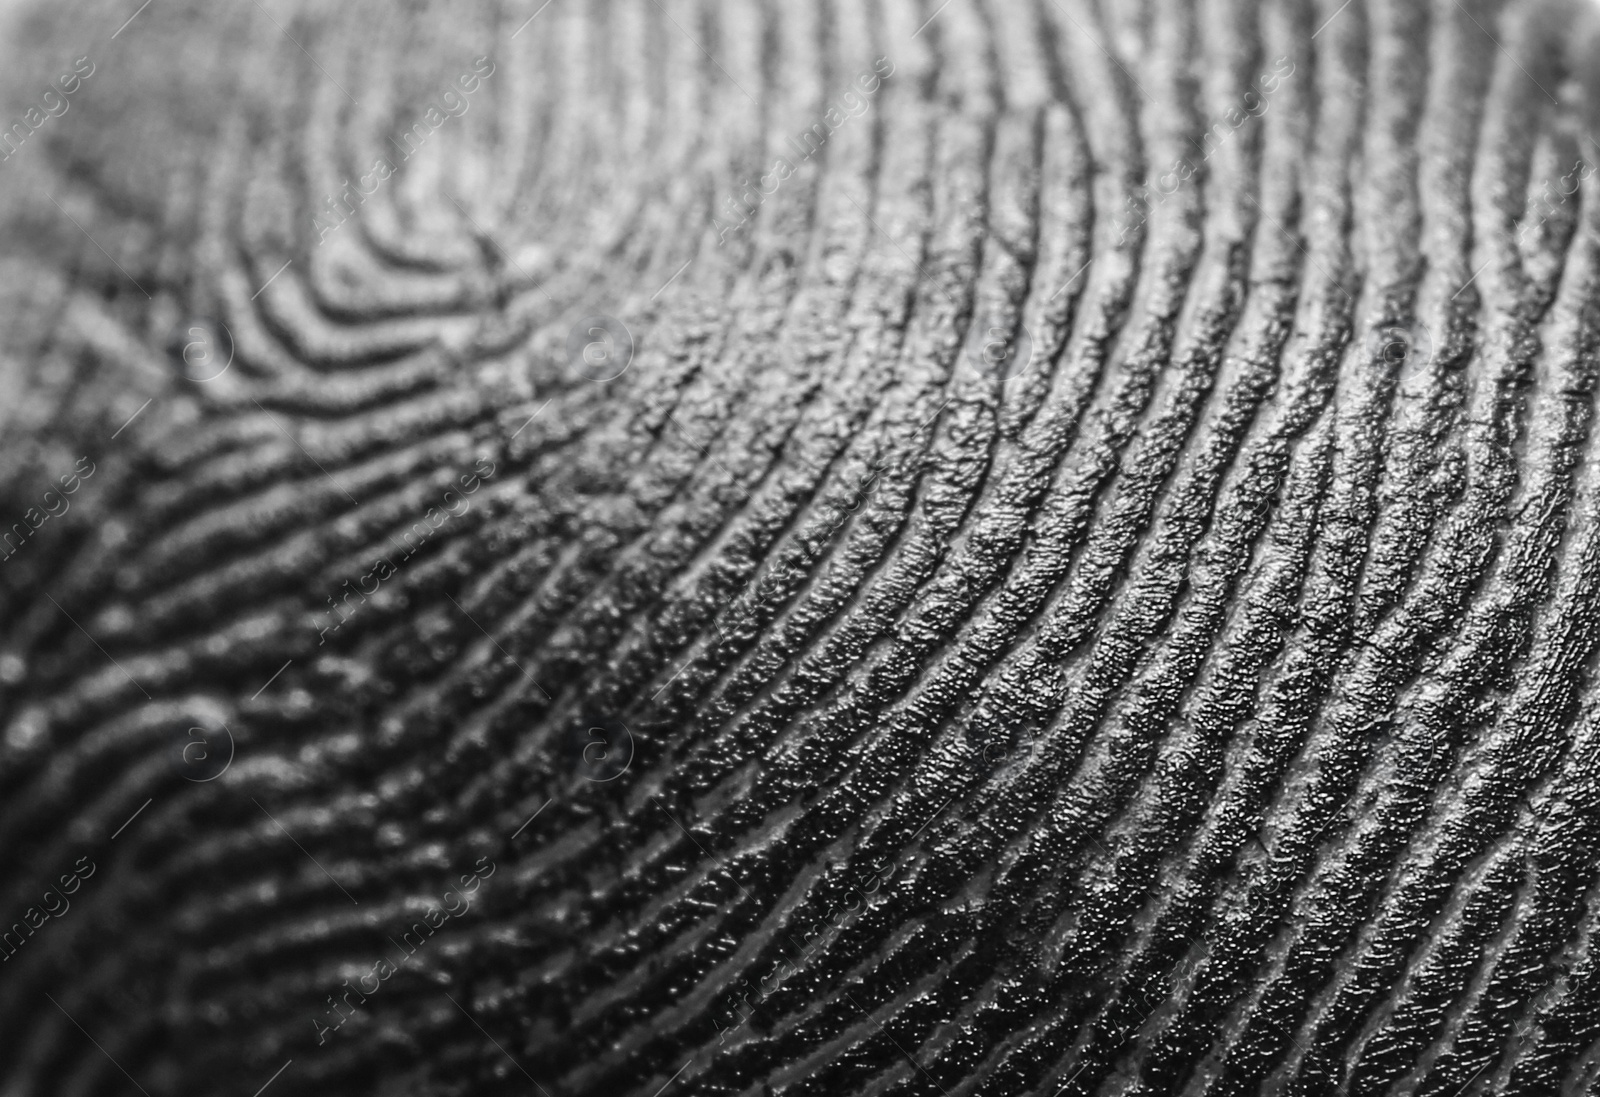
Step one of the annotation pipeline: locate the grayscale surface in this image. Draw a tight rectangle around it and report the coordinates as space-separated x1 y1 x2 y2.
4 1 1600 1095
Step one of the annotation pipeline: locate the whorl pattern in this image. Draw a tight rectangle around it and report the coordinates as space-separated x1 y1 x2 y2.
3 0 1600 1094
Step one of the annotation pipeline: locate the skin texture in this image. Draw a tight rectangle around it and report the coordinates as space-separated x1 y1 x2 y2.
5 0 1600 1094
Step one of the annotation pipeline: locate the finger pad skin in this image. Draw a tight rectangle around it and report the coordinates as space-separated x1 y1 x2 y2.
2 2 1600 1095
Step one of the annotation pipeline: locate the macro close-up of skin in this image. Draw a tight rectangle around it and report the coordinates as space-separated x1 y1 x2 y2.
7 0 1600 1093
